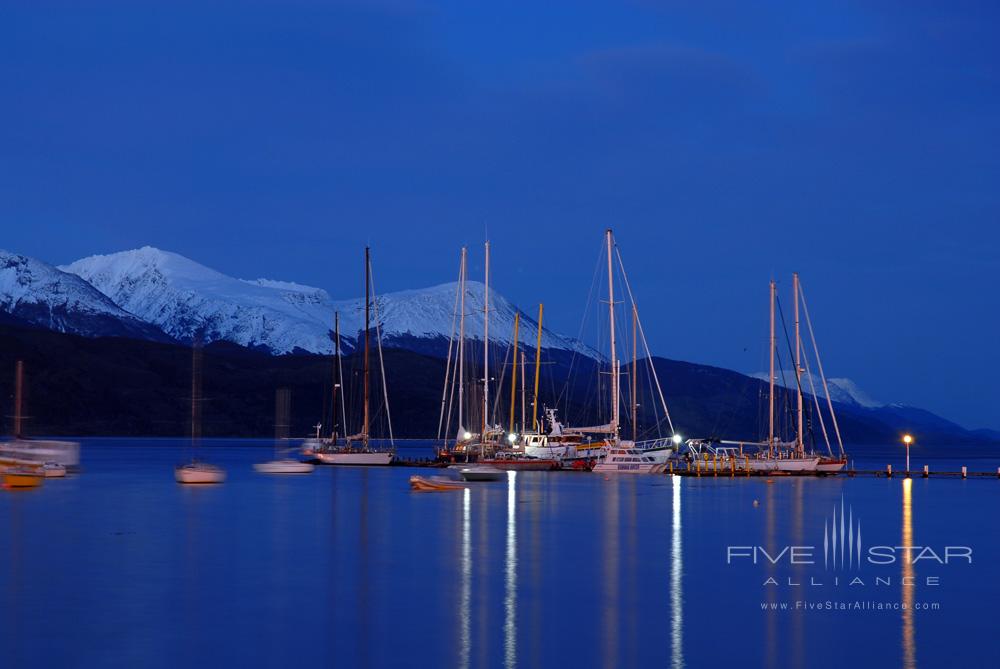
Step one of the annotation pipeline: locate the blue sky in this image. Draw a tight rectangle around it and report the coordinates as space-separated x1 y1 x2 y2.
1 1 998 429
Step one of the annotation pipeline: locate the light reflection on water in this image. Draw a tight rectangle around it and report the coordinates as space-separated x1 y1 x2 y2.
0 439 998 668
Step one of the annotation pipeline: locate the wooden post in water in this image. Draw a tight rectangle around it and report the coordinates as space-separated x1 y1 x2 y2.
923 465 929 478
887 464 892 477
962 466 967 479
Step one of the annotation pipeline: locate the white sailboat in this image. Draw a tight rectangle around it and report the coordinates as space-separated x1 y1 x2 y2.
175 339 226 484
0 361 80 469
256 388 315 474
315 247 394 466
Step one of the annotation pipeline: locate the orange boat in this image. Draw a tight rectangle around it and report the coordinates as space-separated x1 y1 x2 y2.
2 466 44 489
409 475 466 492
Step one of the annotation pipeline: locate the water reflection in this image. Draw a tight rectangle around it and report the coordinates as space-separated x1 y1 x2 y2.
459 487 471 669
901 478 916 668
504 471 517 669
670 475 684 669
602 477 620 669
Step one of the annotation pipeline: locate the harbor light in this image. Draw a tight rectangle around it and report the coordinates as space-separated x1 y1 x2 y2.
903 434 913 475
508 433 517 444
672 434 683 445
463 431 472 440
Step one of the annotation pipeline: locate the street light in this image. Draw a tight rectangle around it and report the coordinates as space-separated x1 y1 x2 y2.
672 434 683 446
903 434 913 476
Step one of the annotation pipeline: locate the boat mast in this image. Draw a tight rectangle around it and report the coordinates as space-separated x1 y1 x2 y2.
457 248 467 443
794 273 803 456
508 312 519 434
606 229 619 438
520 351 526 433
532 303 543 432
363 246 370 448
632 303 638 443
768 279 776 456
332 312 341 440
482 240 490 440
13 360 23 439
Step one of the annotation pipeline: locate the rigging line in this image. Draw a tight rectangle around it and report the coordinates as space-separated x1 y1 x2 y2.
558 236 606 413
776 295 806 445
437 258 464 441
367 258 394 447
613 245 675 434
444 329 461 444
799 283 845 456
799 332 834 457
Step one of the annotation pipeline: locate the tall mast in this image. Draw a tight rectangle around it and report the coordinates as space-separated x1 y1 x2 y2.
509 312 519 434
363 246 370 447
520 351 526 433
532 303 543 432
482 240 490 439
191 339 202 448
331 313 339 440
335 312 347 441
768 279 776 455
457 248 467 441
606 229 619 437
632 303 638 443
13 360 23 439
794 272 803 455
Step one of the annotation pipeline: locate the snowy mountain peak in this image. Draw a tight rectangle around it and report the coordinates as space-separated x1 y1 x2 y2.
750 370 882 409
59 247 595 357
0 249 168 340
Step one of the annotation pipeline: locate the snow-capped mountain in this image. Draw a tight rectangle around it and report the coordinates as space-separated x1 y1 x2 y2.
0 250 169 341
750 370 882 409
60 247 598 357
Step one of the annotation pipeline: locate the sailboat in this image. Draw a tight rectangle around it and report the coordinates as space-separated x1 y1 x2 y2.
175 338 226 484
0 360 80 470
255 388 315 474
315 247 394 466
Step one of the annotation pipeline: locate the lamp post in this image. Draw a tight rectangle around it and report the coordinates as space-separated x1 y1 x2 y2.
903 434 913 476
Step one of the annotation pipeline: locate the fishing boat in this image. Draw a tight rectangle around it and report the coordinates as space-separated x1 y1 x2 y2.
409 475 466 492
2 466 44 488
313 248 395 466
175 339 226 484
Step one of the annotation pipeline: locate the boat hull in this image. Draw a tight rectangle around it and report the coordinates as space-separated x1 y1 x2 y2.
593 462 659 474
2 468 44 488
816 457 848 473
459 467 505 481
315 451 394 466
254 460 315 474
175 464 226 484
410 475 465 492
478 458 557 471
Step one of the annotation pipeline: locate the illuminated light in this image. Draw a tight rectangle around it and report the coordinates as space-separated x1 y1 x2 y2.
672 434 683 445
463 431 472 441
903 434 913 445
508 433 518 443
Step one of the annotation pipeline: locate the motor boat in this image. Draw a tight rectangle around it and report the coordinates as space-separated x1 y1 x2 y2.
175 462 226 484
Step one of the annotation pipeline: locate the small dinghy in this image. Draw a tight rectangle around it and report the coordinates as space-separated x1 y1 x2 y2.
254 459 315 474
409 475 466 492
2 466 44 489
459 465 505 482
41 462 67 478
175 462 226 484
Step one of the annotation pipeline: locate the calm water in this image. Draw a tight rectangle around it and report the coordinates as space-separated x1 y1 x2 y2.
2 438 999 668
